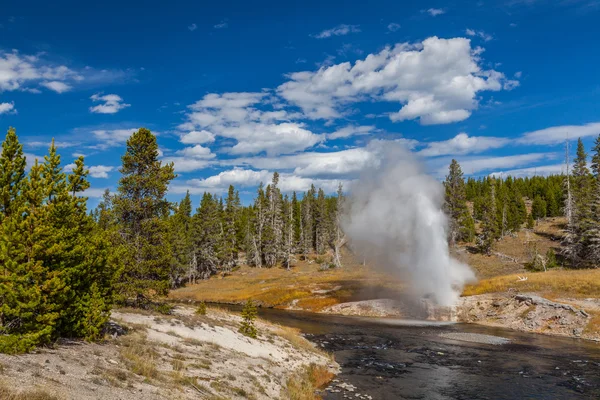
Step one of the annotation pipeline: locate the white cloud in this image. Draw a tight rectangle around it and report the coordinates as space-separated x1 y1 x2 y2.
0 102 15 114
489 163 566 178
426 8 445 16
465 28 493 42
278 36 518 124
0 50 82 93
175 144 216 159
65 163 114 178
90 128 137 148
163 143 217 173
435 153 554 176
171 167 350 194
162 157 213 173
312 24 361 39
188 23 197 31
387 23 401 32
180 92 323 156
41 80 72 93
89 93 130 114
180 130 216 144
518 122 600 145
27 140 78 149
514 71 522 78
419 132 510 157
214 20 228 29
327 125 377 140
88 165 115 178
229 139 416 178
83 187 110 198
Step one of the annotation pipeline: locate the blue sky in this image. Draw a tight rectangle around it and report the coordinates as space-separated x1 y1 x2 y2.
1 0 600 206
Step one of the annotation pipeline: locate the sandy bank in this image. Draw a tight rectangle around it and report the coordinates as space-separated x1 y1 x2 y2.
0 306 338 400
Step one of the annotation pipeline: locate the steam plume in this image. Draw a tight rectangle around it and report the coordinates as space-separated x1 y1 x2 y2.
342 144 475 307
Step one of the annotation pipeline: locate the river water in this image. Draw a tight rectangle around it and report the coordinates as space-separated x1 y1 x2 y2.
251 307 600 400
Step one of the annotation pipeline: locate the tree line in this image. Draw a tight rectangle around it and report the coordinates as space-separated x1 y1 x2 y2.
444 137 600 270
0 127 344 352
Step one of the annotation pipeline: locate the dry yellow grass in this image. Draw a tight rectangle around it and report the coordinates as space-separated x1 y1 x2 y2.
584 311 600 336
118 333 160 379
463 269 600 298
0 382 60 400
170 251 403 311
282 363 334 400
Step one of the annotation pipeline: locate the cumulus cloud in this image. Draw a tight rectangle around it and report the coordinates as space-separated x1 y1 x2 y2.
88 165 115 178
277 37 518 124
312 24 361 39
179 92 323 156
419 132 510 157
0 102 15 114
89 93 130 114
230 139 417 178
0 50 84 93
64 164 114 178
175 144 216 159
41 80 72 93
517 122 600 145
180 130 216 144
170 167 350 194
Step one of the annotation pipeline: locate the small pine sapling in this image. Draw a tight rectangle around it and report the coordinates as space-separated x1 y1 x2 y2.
239 300 258 338
196 301 207 316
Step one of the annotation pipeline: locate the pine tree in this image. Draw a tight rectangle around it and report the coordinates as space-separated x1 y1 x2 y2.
531 195 547 220
0 127 26 218
301 186 315 255
444 160 475 244
0 158 63 353
192 193 221 279
291 191 302 251
314 188 328 254
238 299 258 338
477 183 497 255
567 138 594 267
527 212 535 229
170 191 193 287
113 128 176 301
219 185 238 270
42 144 113 339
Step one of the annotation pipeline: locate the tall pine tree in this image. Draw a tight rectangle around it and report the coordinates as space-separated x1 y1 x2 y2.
113 128 176 301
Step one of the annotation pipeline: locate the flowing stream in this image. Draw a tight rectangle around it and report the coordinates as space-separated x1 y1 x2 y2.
247 307 600 399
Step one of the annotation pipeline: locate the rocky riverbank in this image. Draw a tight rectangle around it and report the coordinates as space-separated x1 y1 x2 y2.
317 293 599 342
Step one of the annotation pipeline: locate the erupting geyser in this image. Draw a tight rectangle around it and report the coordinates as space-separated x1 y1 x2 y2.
342 144 476 307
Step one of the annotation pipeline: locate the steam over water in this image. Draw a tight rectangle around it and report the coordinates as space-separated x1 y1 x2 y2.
343 144 475 307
